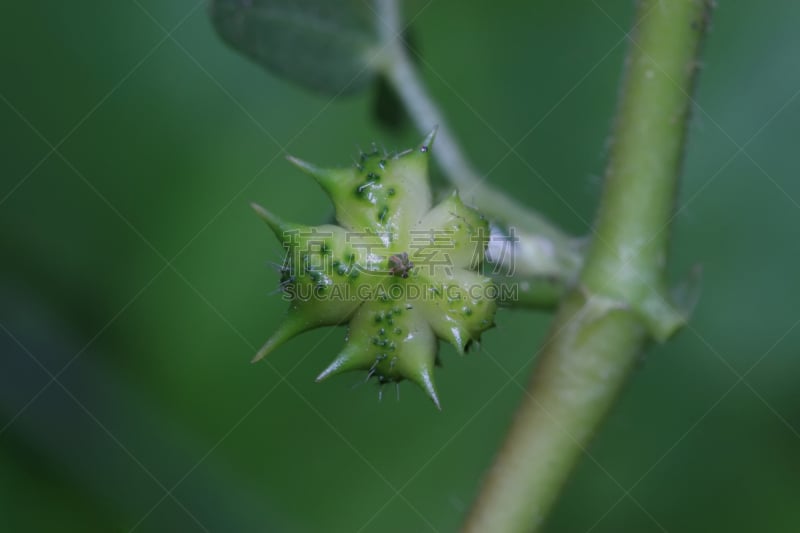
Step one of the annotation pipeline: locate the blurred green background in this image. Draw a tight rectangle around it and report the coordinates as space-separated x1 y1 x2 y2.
2 1 799 532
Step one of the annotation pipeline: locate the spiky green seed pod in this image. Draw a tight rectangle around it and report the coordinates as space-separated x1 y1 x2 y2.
253 130 497 408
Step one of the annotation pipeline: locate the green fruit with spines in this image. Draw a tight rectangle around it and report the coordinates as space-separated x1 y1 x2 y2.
253 129 497 409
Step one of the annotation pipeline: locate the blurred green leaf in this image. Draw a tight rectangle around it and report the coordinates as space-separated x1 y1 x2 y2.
210 0 379 96
371 28 419 131
372 74 408 130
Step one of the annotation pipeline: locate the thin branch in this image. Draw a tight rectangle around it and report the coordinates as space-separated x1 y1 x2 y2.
374 0 582 280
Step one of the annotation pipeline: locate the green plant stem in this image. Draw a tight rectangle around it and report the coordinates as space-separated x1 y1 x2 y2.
495 275 567 311
374 0 582 280
463 2 712 532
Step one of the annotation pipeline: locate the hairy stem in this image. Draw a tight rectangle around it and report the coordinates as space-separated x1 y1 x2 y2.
374 0 582 280
463 2 713 532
